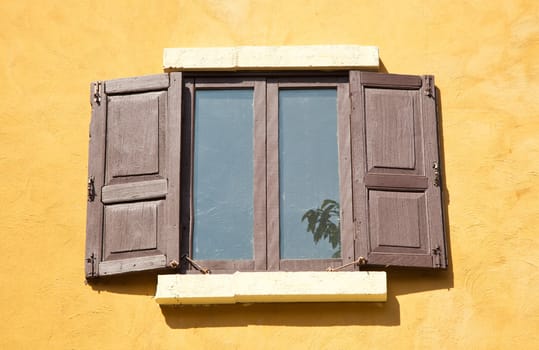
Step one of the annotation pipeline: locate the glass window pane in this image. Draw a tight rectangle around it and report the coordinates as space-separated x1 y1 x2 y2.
279 89 341 259
193 89 253 260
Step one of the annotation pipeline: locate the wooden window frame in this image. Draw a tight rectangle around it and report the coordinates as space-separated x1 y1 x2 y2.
180 74 355 273
85 70 448 279
266 77 353 272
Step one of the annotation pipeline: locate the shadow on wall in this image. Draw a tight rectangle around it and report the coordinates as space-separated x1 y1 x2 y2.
87 61 454 327
161 296 401 327
379 59 389 73
87 272 158 296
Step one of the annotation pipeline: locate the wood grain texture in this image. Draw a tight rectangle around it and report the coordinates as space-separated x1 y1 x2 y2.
164 72 183 267
85 81 107 278
86 73 182 278
266 76 346 87
350 71 447 269
181 79 195 264
106 92 163 181
105 74 169 94
357 71 422 89
194 76 257 87
101 77 169 272
253 79 267 271
349 71 370 267
99 255 167 276
88 72 446 275
363 253 432 268
336 80 355 268
368 191 426 249
279 259 342 271
365 89 416 170
365 174 428 190
102 179 167 204
421 75 447 268
104 201 159 255
266 80 280 271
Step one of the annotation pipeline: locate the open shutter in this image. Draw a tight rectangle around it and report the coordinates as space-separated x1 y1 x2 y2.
86 73 182 278
350 71 447 268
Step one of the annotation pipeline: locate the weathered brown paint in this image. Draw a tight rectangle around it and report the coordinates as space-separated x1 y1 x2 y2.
266 77 351 271
336 79 355 269
253 79 268 271
104 74 169 94
88 72 447 277
85 73 182 278
101 179 168 204
350 71 447 269
86 81 107 278
265 79 280 271
183 78 262 271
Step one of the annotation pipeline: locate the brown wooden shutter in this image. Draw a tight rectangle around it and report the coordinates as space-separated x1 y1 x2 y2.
85 73 182 278
350 71 447 268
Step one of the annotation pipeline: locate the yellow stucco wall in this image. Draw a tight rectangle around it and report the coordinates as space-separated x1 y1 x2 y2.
1 0 538 349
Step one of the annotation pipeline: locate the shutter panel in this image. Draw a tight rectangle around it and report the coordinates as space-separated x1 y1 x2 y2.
86 73 182 278
350 71 447 268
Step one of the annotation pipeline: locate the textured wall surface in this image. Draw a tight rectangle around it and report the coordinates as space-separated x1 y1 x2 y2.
1 0 538 349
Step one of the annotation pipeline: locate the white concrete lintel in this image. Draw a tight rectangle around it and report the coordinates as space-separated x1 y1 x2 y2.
155 271 387 305
163 45 379 71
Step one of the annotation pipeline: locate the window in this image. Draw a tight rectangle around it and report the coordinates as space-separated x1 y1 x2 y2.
191 88 254 261
85 71 447 278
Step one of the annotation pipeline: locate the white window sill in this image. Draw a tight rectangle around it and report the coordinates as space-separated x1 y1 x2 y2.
163 45 379 71
155 271 386 305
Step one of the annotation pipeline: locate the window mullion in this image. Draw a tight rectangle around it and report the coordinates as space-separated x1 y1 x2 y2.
253 78 268 271
266 80 281 271
336 80 355 269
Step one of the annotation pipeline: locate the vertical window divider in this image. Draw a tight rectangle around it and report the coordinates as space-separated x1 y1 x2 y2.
253 78 267 271
266 79 280 271
181 78 195 265
336 78 355 269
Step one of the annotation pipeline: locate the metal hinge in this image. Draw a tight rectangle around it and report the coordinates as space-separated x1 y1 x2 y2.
423 75 435 98
92 81 102 105
432 161 440 187
87 176 95 202
86 252 96 277
432 245 442 268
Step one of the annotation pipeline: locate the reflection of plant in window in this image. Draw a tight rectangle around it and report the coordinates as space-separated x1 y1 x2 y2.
302 199 341 258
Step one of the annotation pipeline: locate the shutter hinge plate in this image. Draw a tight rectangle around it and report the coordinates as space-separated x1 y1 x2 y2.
87 176 95 202
86 252 97 277
93 81 102 105
432 161 440 187
423 75 435 98
432 245 442 268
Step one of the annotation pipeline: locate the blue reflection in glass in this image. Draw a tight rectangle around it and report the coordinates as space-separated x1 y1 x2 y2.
193 89 253 260
279 89 341 259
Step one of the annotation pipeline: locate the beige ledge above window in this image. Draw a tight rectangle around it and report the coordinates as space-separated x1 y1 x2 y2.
163 45 379 71
155 271 387 305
